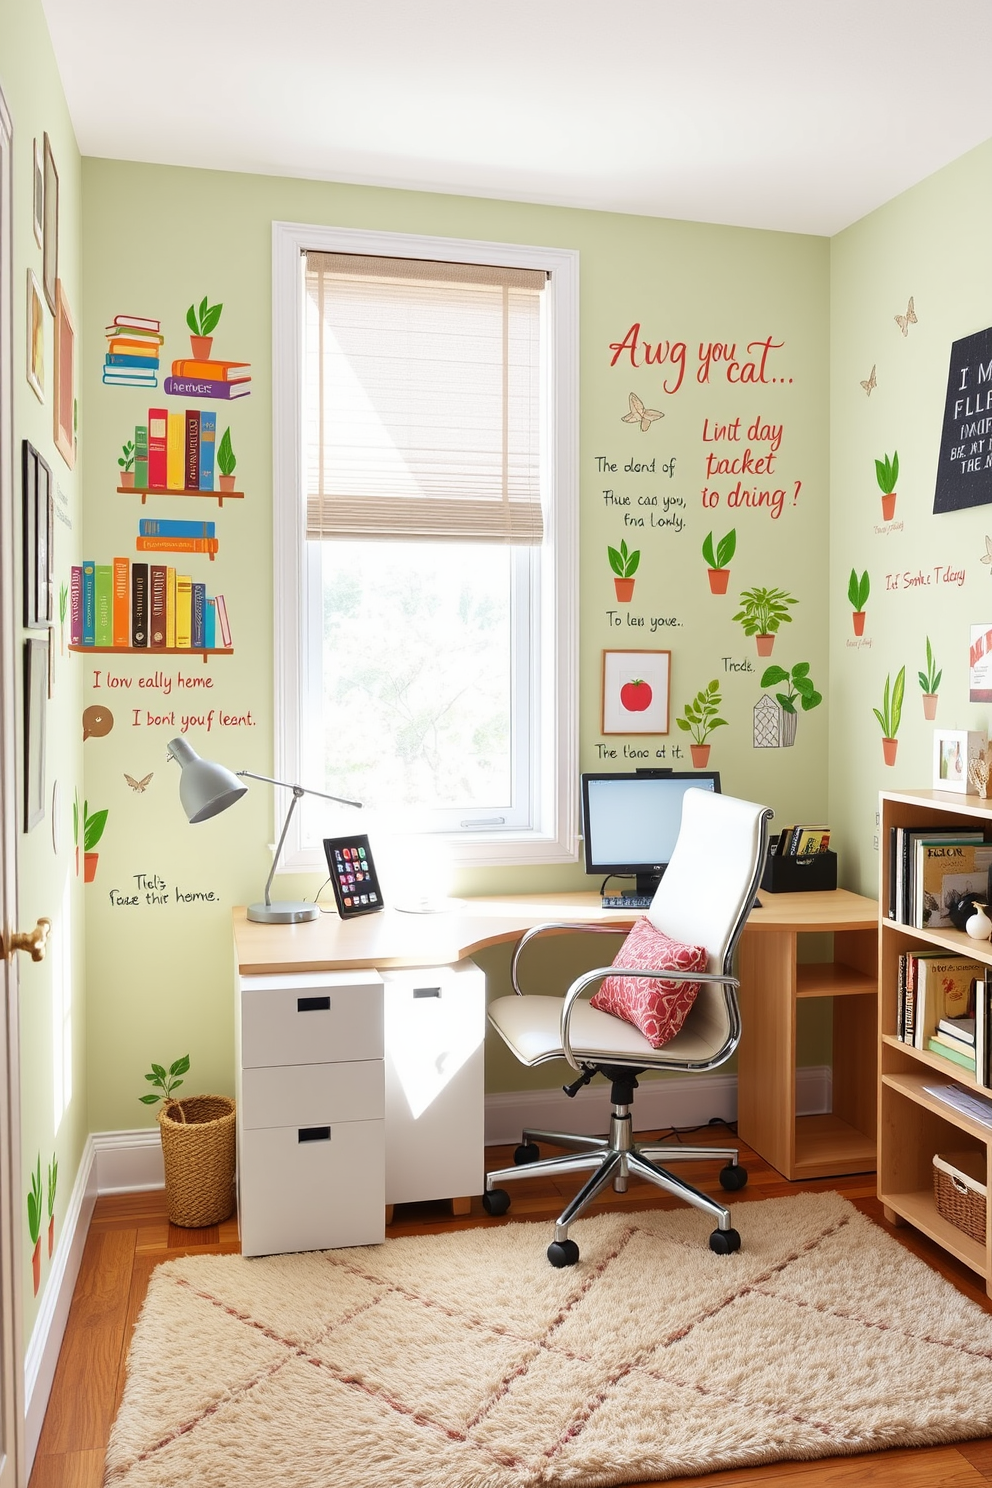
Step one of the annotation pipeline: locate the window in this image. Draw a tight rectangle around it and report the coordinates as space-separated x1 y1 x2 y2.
273 223 578 871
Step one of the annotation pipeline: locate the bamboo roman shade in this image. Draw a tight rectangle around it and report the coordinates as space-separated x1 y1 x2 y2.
304 251 546 544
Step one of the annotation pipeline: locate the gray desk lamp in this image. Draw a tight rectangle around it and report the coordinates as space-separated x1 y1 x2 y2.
167 738 361 924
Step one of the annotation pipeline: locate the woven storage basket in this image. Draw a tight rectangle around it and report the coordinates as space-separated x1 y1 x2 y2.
933 1151 987 1244
158 1095 236 1227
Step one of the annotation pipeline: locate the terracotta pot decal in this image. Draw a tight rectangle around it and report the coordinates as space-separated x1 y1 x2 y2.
880 492 896 521
755 634 775 657
852 611 866 636
120 471 135 489
690 743 711 768
882 737 898 766
707 568 730 595
190 334 213 359
218 474 236 493
922 694 938 721
613 577 635 603
84 852 99 883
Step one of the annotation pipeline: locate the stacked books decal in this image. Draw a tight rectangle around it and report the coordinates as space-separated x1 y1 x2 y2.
118 410 240 498
164 358 251 400
103 315 164 387
136 518 218 561
69 560 232 653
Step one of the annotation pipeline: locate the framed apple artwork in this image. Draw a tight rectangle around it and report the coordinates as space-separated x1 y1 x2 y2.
602 650 671 734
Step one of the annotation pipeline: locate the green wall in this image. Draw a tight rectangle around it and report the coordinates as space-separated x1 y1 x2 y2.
80 161 829 1123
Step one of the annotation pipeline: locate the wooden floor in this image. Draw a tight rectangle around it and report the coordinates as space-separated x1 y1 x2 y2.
27 1127 992 1488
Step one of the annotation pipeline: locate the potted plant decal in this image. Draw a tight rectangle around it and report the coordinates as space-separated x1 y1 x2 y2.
918 636 941 720
27 1157 42 1295
140 1054 237 1227
759 661 823 746
848 568 869 636
81 799 109 882
876 450 899 521
873 665 905 766
47 1155 57 1259
732 586 797 656
186 296 223 359
118 438 135 488
676 679 726 767
217 427 237 492
608 540 640 602
701 528 736 594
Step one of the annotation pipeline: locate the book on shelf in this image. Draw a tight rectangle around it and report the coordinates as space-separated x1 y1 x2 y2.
81 562 95 647
131 563 148 648
69 557 229 651
163 375 250 400
165 567 176 648
134 423 149 489
135 537 219 556
198 411 216 491
112 557 130 649
926 1036 976 1071
192 583 206 649
166 412 184 491
772 824 830 857
184 409 200 491
171 359 251 381
204 596 216 650
149 566 167 648
138 518 216 539
94 565 112 646
914 837 992 929
176 575 192 648
148 408 168 489
215 593 232 648
70 566 82 646
938 1014 976 1045
890 825 985 923
914 952 984 1051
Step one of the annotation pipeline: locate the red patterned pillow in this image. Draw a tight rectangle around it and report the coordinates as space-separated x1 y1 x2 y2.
590 917 707 1049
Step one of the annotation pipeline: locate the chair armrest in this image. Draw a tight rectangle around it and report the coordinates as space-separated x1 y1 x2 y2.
559 965 739 1070
509 920 631 996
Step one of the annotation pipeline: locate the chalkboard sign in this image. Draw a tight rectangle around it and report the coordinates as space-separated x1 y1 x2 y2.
933 325 992 513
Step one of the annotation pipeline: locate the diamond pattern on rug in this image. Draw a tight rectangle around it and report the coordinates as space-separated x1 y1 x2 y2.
105 1192 992 1488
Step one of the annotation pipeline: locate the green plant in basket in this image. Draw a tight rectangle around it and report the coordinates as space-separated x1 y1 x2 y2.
139 1054 190 1108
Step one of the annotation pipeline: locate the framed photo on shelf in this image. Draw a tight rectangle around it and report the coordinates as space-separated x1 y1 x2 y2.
42 133 58 313
22 440 53 629
26 269 44 402
32 138 43 247
23 638 47 831
602 649 670 735
53 280 75 469
933 728 987 793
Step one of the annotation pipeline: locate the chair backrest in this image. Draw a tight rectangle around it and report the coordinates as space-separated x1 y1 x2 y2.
647 788 772 976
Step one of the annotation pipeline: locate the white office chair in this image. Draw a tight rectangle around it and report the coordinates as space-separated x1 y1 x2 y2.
483 788 772 1266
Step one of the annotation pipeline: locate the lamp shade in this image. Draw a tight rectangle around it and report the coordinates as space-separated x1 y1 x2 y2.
167 737 248 823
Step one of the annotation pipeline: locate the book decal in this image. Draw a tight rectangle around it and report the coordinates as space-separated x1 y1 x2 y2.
116 411 239 502
165 295 251 400
102 313 163 388
69 559 232 657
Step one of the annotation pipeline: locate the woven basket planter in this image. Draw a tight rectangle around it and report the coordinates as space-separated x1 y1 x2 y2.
158 1095 236 1228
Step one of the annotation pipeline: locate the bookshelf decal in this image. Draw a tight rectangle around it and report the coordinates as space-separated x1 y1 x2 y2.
116 410 243 505
68 559 233 660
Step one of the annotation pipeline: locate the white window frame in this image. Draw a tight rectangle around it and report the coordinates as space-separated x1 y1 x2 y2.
272 220 579 872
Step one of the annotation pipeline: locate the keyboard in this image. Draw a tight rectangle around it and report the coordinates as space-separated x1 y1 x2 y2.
601 894 654 909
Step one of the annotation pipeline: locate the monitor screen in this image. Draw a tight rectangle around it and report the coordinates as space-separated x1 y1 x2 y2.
580 770 721 894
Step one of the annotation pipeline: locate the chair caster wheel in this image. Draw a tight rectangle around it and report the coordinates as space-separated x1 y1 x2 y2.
547 1239 580 1267
482 1188 511 1216
709 1227 741 1255
514 1142 540 1165
719 1162 748 1191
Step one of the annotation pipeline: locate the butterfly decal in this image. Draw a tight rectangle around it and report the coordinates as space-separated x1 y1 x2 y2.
124 772 153 793
621 391 663 432
981 535 992 571
860 364 877 397
894 296 917 337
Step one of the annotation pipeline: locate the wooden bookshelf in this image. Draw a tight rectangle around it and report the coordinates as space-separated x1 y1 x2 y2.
118 484 243 507
69 645 232 664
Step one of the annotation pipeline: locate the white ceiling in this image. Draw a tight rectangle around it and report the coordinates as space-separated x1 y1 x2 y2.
40 0 992 236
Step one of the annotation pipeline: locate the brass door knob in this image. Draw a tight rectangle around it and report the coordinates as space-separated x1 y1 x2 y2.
8 917 51 962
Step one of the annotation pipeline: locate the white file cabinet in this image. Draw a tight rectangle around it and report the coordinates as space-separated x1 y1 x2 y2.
382 961 485 1206
236 968 385 1257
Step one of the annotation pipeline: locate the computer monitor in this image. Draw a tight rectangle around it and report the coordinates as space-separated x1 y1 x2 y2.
580 769 721 896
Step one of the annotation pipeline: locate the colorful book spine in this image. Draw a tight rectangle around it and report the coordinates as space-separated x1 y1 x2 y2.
139 518 216 538
82 562 95 646
94 566 112 646
112 557 130 648
185 410 200 491
163 376 250 400
103 369 158 386
70 566 82 645
171 360 251 381
148 409 168 489
165 568 177 648
131 563 148 648
106 353 158 368
191 583 206 649
107 339 160 358
166 413 185 491
150 566 168 648
198 411 216 491
176 576 192 648
135 537 219 557
204 596 216 650
134 424 149 489
214 594 232 648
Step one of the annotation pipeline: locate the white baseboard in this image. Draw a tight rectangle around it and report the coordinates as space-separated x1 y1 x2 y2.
92 1127 165 1194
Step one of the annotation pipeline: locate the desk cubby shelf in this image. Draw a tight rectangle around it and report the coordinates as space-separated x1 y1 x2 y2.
69 645 231 664
879 787 992 1297
118 484 244 508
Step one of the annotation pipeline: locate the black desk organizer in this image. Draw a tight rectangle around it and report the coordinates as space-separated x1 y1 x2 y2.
761 847 837 894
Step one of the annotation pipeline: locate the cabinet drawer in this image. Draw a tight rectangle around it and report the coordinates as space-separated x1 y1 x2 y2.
238 1118 385 1256
239 971 382 1068
241 1059 384 1130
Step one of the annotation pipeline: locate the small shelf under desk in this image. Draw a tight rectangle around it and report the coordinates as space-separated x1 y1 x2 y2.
737 888 879 1181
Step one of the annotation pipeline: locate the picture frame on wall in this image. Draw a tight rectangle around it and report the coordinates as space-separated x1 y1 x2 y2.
22 440 53 629
32 138 43 247
602 649 671 735
53 280 75 469
26 268 44 402
42 133 58 313
933 728 987 793
24 638 47 832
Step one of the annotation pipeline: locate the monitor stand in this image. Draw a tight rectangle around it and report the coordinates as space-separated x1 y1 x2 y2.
635 871 663 897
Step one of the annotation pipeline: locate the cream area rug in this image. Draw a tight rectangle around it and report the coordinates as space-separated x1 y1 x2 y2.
105 1192 992 1488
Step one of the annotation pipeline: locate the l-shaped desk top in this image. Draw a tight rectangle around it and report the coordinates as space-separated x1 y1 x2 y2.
232 887 878 976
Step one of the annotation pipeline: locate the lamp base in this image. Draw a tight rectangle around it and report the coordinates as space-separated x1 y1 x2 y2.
246 901 319 924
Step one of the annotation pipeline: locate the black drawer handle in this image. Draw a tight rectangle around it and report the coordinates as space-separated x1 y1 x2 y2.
413 986 442 999
298 1126 331 1142
297 995 331 1012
